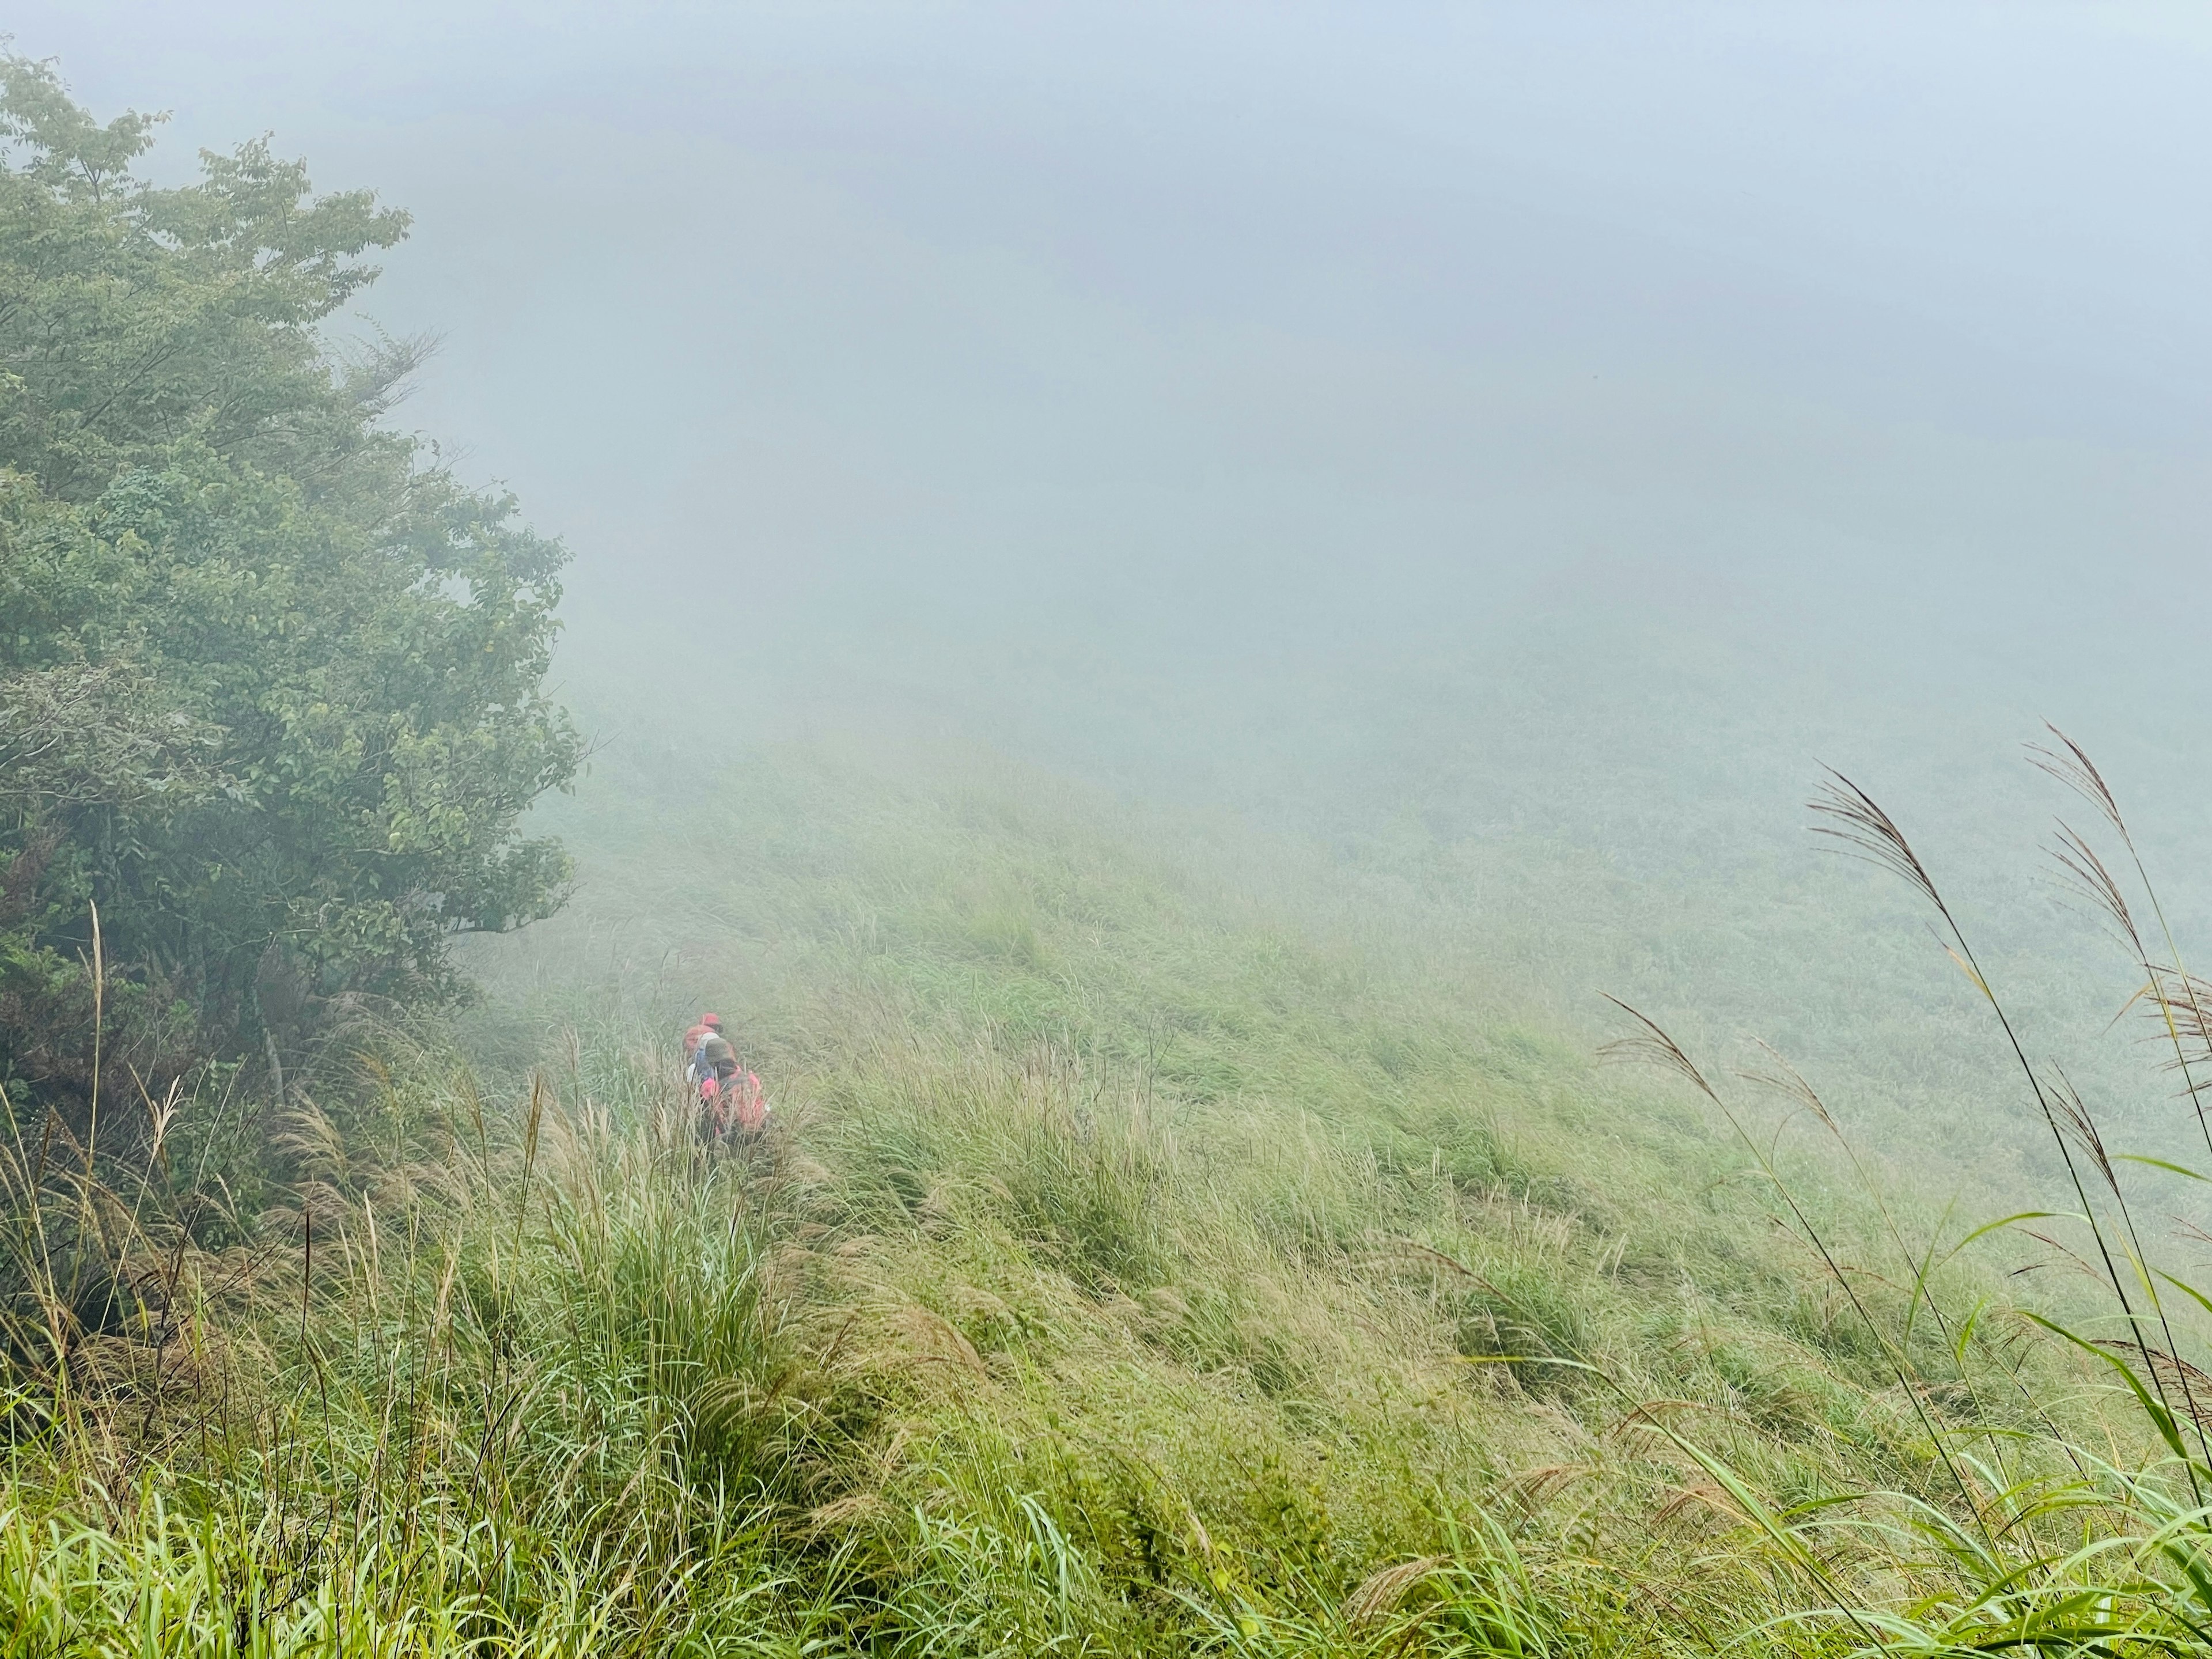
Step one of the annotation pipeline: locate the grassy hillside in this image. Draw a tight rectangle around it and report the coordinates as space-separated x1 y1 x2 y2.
16 730 2203 1654
561 595 2212 1211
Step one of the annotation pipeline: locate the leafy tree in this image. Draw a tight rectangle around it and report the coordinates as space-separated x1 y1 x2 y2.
0 57 584 1118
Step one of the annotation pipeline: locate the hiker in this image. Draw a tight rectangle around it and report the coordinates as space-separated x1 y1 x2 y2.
683 1013 770 1142
688 1015 737 1091
683 1012 724 1070
718 1061 769 1139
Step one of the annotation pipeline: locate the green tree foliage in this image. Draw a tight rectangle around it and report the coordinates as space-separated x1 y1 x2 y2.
0 57 583 1116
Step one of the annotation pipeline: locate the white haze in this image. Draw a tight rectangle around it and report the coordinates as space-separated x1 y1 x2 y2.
16 1 2212 1182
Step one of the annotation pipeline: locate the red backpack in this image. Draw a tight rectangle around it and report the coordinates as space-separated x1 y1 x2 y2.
724 1069 768 1134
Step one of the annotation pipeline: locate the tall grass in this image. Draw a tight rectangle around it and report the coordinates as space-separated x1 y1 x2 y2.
0 1000 1937 1654
15 731 2212 1653
1586 732 2212 1657
0 1031 813 1654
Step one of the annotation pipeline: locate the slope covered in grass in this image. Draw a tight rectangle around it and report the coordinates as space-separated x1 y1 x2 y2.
8 732 2188 1656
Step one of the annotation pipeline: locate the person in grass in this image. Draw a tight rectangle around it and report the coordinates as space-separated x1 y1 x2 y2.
685 1014 734 1087
683 1013 770 1141
683 1012 724 1068
718 1061 769 1139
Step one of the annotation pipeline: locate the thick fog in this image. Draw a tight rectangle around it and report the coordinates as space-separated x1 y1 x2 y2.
25 5 2210 634
18 3 2212 1179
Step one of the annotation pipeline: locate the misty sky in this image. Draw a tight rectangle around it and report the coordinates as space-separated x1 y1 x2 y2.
14 3 2208 653
13 0 2212 893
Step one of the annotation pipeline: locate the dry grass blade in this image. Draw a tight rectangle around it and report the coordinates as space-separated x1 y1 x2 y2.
1808 769 1943 912
2047 822 2143 956
2028 728 2212 1164
1496 1463 1594 1513
1383 1237 1512 1300
2027 724 2127 838
2020 1228 2105 1285
805 1491 890 1535
2046 1071 2119 1199
1736 1041 1838 1134
1342 1556 1445 1629
1655 1482 1746 1527
1609 1398 1726 1435
2092 1340 2212 1427
1599 997 1721 1107
2143 972 2212 1085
